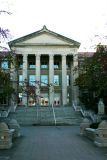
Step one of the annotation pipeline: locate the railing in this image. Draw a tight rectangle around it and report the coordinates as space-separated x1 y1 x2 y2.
36 105 39 123
72 102 81 111
35 104 57 125
80 107 97 123
51 104 56 125
73 102 98 123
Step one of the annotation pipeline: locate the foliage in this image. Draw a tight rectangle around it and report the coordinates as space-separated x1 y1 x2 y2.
0 51 16 105
0 10 11 50
90 122 100 129
75 44 107 112
0 69 14 99
0 10 15 105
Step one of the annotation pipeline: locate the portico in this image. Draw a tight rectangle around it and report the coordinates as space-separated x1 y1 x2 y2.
9 26 80 107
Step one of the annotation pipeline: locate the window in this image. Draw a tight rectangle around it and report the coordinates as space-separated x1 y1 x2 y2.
40 93 49 106
67 93 70 104
67 75 70 86
19 63 23 69
19 75 23 86
66 62 70 69
1 61 8 69
54 75 59 86
29 75 36 86
18 93 22 105
41 75 48 86
54 62 59 69
54 93 60 105
29 62 35 69
41 62 48 69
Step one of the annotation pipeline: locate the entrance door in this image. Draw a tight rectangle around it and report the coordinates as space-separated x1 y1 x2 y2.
40 93 49 106
54 93 60 106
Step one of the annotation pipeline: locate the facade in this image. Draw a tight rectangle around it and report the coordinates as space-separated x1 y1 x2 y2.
8 26 80 107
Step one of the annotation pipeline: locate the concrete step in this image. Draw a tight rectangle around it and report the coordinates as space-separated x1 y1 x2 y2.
9 106 83 125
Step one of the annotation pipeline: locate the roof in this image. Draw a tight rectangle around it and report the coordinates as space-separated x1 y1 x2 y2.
79 52 95 57
8 25 80 47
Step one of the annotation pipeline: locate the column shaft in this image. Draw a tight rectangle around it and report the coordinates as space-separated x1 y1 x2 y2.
22 54 28 106
49 55 54 105
35 54 40 101
62 54 67 106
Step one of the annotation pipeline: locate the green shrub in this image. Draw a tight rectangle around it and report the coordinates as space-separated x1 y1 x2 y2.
90 122 100 129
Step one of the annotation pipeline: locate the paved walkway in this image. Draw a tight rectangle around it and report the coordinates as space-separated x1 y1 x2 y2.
0 126 107 160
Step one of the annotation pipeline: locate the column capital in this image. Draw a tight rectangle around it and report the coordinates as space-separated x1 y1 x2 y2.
62 54 67 58
49 54 54 60
49 54 54 57
73 54 78 62
23 54 28 57
35 54 41 57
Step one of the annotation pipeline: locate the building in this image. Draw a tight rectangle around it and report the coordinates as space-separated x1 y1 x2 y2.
8 26 80 107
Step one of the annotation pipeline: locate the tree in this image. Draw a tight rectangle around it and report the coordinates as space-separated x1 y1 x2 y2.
0 10 15 106
75 44 107 113
0 10 11 50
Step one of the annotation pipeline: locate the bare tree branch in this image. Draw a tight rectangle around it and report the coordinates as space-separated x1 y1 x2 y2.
0 27 10 39
0 10 12 15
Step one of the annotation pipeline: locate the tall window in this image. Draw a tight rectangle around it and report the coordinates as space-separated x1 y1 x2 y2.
18 93 22 105
29 62 35 69
17 56 23 69
54 62 59 69
1 61 8 69
54 75 59 86
40 93 49 106
41 75 48 86
29 75 36 86
19 75 23 86
67 75 70 86
19 62 23 69
41 62 48 69
66 62 70 69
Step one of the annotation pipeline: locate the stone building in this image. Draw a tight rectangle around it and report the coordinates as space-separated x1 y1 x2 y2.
8 26 80 107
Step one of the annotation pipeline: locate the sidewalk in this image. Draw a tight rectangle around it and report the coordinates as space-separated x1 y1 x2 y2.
0 126 107 160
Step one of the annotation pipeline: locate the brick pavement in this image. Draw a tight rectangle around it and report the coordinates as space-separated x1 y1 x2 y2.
0 126 107 160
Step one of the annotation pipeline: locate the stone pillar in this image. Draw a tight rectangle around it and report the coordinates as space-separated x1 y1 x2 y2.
72 53 79 109
35 54 40 101
98 99 105 115
49 55 54 106
80 118 91 135
70 60 73 105
0 122 13 149
62 54 67 106
22 54 28 106
94 121 107 147
8 119 21 138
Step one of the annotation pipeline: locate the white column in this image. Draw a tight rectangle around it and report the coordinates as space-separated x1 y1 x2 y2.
70 60 73 105
49 55 54 106
35 54 40 98
62 54 67 106
22 54 28 106
72 53 79 108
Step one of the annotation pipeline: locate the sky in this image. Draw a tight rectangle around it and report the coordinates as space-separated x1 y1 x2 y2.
0 0 107 51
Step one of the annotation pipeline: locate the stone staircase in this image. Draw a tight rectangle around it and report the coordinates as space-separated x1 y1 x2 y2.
9 106 83 126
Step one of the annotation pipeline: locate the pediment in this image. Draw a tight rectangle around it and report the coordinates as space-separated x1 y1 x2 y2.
9 26 80 47
21 33 73 45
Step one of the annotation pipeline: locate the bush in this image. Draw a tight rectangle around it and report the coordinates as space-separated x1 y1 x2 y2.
90 122 100 129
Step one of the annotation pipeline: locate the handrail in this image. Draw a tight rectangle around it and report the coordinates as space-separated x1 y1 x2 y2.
36 105 39 123
51 104 56 125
